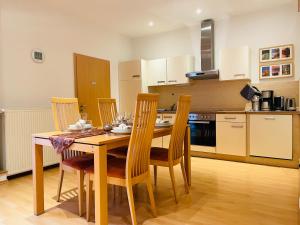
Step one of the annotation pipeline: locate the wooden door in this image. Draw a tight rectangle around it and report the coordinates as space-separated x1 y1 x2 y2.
74 54 111 127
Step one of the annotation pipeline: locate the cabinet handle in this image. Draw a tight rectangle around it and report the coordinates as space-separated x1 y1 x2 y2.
168 80 177 83
233 74 245 77
157 81 165 84
224 117 236 120
132 74 140 78
164 116 173 119
189 121 210 124
264 117 276 120
231 125 244 128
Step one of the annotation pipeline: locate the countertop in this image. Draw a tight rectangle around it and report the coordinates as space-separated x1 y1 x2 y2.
217 110 300 115
157 110 176 114
158 109 300 115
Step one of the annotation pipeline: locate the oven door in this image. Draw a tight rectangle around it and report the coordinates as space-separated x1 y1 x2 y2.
189 120 216 147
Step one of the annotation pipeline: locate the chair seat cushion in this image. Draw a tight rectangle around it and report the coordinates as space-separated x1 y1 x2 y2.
62 154 94 170
150 147 169 162
85 157 126 179
108 146 128 159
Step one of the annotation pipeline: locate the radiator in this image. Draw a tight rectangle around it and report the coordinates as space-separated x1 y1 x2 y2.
0 109 59 176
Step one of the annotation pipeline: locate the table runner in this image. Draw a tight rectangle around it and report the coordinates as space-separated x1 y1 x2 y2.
50 128 105 154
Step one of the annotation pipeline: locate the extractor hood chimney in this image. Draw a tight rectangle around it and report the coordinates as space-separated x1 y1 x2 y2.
186 19 219 80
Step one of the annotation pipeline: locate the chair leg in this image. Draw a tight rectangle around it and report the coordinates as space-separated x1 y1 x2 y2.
56 167 64 202
153 165 157 186
77 170 84 217
86 174 93 222
180 161 189 194
169 165 178 204
126 184 137 225
146 175 157 217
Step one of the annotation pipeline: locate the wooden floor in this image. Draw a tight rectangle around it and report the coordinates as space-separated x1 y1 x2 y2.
0 157 298 225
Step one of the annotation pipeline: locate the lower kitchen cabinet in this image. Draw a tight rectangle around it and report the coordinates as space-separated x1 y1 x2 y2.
216 114 246 156
249 114 292 159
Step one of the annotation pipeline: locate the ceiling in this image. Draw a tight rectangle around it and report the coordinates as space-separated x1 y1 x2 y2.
3 0 294 38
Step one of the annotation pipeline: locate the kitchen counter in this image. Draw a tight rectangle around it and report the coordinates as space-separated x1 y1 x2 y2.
217 110 300 115
157 110 176 114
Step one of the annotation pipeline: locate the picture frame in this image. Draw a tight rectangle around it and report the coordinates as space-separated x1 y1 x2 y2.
259 44 293 62
260 63 294 79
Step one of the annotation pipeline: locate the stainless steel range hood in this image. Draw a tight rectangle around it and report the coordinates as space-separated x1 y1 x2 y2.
186 19 219 80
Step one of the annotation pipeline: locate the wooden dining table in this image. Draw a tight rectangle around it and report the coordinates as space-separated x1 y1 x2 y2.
32 126 191 225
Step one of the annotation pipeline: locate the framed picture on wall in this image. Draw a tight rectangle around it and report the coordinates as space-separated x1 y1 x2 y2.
259 44 294 62
281 63 293 77
260 63 294 79
260 65 271 78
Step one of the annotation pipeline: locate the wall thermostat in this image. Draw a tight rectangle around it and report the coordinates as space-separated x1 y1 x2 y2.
31 49 44 63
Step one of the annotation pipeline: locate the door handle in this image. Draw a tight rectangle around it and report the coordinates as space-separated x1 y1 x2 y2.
231 125 244 128
132 74 140 78
233 74 245 77
264 117 276 120
224 117 236 120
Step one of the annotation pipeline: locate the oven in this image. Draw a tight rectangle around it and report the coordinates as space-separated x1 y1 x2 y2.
188 112 216 147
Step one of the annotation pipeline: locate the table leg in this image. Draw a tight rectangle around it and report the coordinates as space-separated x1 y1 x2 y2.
184 126 191 186
33 141 44 215
94 145 108 225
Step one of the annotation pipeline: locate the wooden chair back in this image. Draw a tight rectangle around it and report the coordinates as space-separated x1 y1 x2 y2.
168 95 191 161
97 98 117 126
51 97 82 160
126 94 159 179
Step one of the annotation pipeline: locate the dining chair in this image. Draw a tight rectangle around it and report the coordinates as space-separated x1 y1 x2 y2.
97 98 117 126
85 93 159 225
98 98 128 160
150 95 191 203
51 97 94 216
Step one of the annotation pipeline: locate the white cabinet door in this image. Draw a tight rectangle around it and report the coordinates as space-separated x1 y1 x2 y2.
249 115 292 159
219 46 250 81
118 60 141 114
145 58 167 86
216 121 246 156
118 60 141 81
166 55 194 85
119 79 141 115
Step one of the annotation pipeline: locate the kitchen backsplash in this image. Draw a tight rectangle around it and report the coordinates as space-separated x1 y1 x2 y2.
149 80 299 111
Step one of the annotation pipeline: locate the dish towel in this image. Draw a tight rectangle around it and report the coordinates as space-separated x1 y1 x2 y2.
50 128 105 154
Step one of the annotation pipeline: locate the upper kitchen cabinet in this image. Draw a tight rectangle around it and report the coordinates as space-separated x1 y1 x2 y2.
144 55 195 87
119 60 141 81
219 46 250 81
145 58 167 86
118 60 142 114
166 55 195 85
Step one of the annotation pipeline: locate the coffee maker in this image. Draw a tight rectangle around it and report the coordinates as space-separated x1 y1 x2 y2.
260 90 274 111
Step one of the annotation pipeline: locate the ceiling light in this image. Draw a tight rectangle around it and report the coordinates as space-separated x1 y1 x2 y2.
148 21 154 27
196 8 202 14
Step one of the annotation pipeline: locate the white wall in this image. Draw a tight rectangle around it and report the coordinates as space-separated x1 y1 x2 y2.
0 1 133 109
133 3 300 84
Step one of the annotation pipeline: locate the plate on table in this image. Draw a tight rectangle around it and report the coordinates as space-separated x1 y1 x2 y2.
111 129 132 134
155 122 172 127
